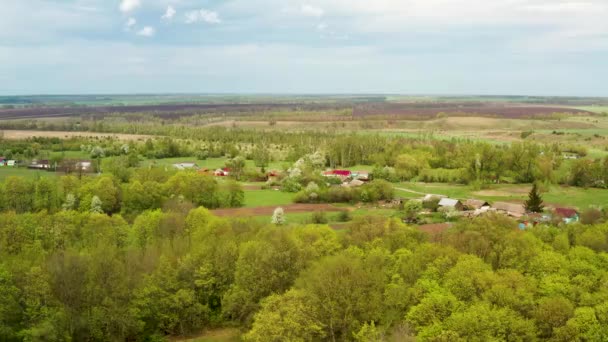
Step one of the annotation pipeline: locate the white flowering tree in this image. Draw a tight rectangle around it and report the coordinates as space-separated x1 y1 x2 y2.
271 207 286 225
90 196 104 214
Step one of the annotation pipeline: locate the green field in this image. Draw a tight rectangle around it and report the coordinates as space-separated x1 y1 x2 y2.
0 167 58 181
243 189 295 208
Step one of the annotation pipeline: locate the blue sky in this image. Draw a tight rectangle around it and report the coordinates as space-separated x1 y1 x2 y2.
1 0 607 96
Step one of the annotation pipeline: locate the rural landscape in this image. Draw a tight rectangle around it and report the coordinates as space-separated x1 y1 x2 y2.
1 94 608 341
4 0 608 340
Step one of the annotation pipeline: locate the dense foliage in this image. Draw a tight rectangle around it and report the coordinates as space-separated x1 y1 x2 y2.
2 208 608 340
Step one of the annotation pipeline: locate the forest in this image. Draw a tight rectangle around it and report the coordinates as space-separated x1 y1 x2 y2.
2 208 608 341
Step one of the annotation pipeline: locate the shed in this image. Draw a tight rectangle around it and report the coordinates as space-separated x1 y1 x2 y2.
438 198 464 211
464 199 491 210
173 162 198 170
493 202 526 218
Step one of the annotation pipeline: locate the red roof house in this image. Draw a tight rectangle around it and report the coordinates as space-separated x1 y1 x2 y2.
322 170 352 177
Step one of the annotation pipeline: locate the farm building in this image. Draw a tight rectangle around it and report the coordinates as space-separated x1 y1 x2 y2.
438 198 464 211
173 162 199 170
464 199 491 210
76 160 93 172
351 171 370 181
29 160 51 170
342 179 365 188
553 207 579 224
423 194 447 202
493 202 526 218
0 158 16 167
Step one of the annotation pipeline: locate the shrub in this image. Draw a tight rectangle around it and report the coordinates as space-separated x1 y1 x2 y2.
337 210 352 222
580 208 603 225
282 178 303 193
311 211 328 224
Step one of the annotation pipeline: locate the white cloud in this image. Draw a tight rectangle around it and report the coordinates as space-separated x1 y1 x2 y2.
185 9 221 24
301 4 324 17
317 23 327 31
125 17 137 30
136 26 156 37
119 0 142 13
162 5 176 20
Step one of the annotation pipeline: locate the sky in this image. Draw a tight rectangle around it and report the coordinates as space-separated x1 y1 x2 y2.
1 0 607 96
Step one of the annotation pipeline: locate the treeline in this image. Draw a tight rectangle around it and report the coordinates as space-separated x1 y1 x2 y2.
3 127 608 189
0 168 244 216
2 210 608 340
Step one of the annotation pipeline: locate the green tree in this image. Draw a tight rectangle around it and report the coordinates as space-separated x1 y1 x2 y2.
296 252 385 341
524 183 544 213
243 289 325 342
90 196 103 214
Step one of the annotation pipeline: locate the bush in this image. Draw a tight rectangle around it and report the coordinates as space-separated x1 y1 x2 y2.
311 211 328 224
580 208 603 225
282 178 303 193
337 210 352 222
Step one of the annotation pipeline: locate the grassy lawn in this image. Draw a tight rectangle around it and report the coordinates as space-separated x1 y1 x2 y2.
243 189 295 208
0 167 58 181
394 182 608 209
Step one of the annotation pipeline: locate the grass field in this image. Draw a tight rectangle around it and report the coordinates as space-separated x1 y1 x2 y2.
243 189 295 208
0 167 58 181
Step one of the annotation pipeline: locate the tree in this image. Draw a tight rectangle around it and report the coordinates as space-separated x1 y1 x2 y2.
272 207 286 225
226 156 246 181
243 289 325 342
62 193 76 211
524 183 544 213
90 196 103 214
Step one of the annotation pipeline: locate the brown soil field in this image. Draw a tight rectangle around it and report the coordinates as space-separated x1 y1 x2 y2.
473 186 531 197
1 130 152 141
0 103 346 120
354 103 593 119
211 203 345 217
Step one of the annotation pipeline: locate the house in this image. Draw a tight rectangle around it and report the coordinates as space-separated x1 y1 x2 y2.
464 199 491 210
493 202 527 218
322 170 352 180
438 198 464 211
29 160 51 170
267 170 282 182
214 168 231 177
554 207 579 224
173 162 198 170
